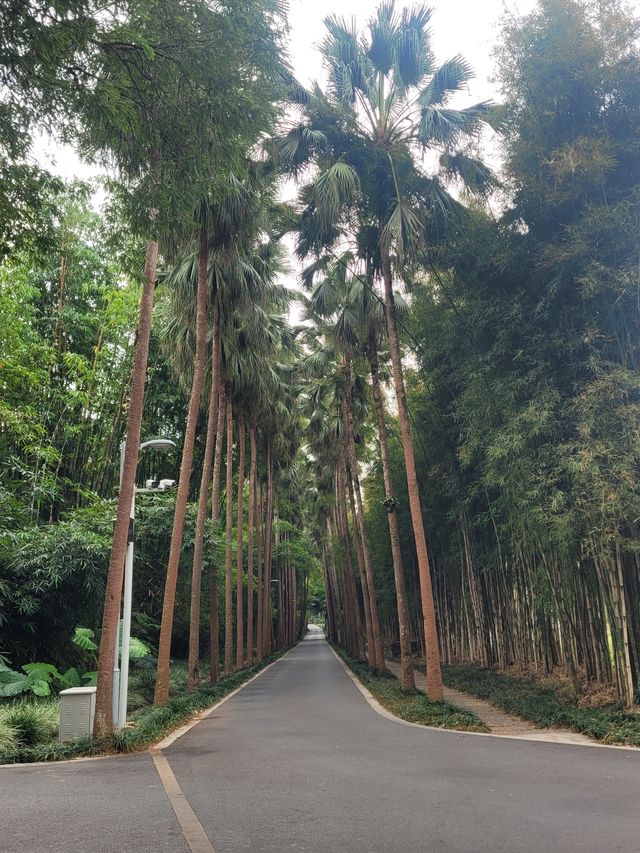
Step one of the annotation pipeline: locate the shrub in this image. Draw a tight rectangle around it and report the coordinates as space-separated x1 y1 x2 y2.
0 700 59 747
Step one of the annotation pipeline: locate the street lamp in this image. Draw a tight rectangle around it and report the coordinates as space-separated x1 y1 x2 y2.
114 437 176 729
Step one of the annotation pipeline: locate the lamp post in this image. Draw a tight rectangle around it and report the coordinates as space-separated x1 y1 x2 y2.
114 437 176 729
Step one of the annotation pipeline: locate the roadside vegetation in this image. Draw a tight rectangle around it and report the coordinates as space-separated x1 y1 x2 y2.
334 648 488 734
443 665 640 747
0 651 287 764
1 0 640 761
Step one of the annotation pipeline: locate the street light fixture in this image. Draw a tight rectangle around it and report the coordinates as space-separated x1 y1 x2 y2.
113 437 176 729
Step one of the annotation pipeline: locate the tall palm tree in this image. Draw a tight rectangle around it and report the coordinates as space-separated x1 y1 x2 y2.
306 254 415 687
235 411 246 668
301 324 382 667
159 178 285 687
210 382 226 682
275 2 496 697
155 216 209 706
91 0 286 733
246 419 258 665
94 237 157 735
188 297 220 688
224 392 234 673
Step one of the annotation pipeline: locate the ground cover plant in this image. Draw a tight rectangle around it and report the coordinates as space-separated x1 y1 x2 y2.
333 647 487 733
443 664 640 747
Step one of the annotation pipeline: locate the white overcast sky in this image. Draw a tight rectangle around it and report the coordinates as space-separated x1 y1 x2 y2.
37 0 536 180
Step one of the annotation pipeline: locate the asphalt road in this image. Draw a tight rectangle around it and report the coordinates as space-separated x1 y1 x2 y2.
2 627 639 853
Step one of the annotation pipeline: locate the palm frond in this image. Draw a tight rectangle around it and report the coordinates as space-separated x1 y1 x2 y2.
392 290 410 316
303 348 332 378
312 161 361 234
270 125 327 171
335 304 362 349
418 101 494 147
323 15 371 104
310 277 338 316
401 3 433 32
419 55 474 107
396 4 434 86
380 199 424 261
439 152 500 196
367 1 399 74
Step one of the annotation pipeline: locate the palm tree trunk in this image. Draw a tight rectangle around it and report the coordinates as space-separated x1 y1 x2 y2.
94 237 158 737
187 300 220 688
262 440 274 656
335 458 362 658
380 248 443 699
155 226 209 706
344 456 374 666
368 336 415 690
235 413 246 669
224 395 234 673
209 382 226 682
343 357 385 670
247 423 258 665
256 480 264 661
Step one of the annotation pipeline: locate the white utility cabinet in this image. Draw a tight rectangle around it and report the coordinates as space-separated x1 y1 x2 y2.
59 686 97 741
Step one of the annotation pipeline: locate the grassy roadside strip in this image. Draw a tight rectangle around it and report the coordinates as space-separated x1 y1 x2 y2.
443 664 640 747
0 648 290 765
332 646 488 733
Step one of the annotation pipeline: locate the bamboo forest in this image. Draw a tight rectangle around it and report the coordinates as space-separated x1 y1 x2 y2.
1 1 640 850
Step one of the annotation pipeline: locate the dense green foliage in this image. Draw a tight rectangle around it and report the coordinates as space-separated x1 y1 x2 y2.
363 0 640 705
2 0 640 755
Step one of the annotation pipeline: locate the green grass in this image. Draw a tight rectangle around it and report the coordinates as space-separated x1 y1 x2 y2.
0 720 19 753
333 647 488 733
0 650 288 764
444 663 640 747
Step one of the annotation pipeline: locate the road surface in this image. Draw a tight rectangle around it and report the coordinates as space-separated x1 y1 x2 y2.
2 627 639 852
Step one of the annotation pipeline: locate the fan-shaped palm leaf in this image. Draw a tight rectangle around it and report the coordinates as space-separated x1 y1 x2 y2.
418 101 494 147
419 55 474 107
380 198 424 261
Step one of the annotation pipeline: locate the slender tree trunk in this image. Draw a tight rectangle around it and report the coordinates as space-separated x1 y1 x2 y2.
224 396 234 673
155 226 208 706
209 382 226 682
368 337 415 690
187 301 220 688
247 423 258 665
335 459 362 658
380 248 443 699
345 456 374 666
256 481 264 662
235 414 246 669
342 357 385 670
94 238 158 737
262 441 274 657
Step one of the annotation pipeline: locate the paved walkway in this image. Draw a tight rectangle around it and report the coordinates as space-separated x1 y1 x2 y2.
385 658 594 744
2 629 638 852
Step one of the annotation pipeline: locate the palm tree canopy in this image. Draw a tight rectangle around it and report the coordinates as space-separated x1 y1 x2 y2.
273 1 498 269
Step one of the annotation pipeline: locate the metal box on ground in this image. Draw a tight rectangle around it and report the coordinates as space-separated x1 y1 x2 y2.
59 686 97 742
